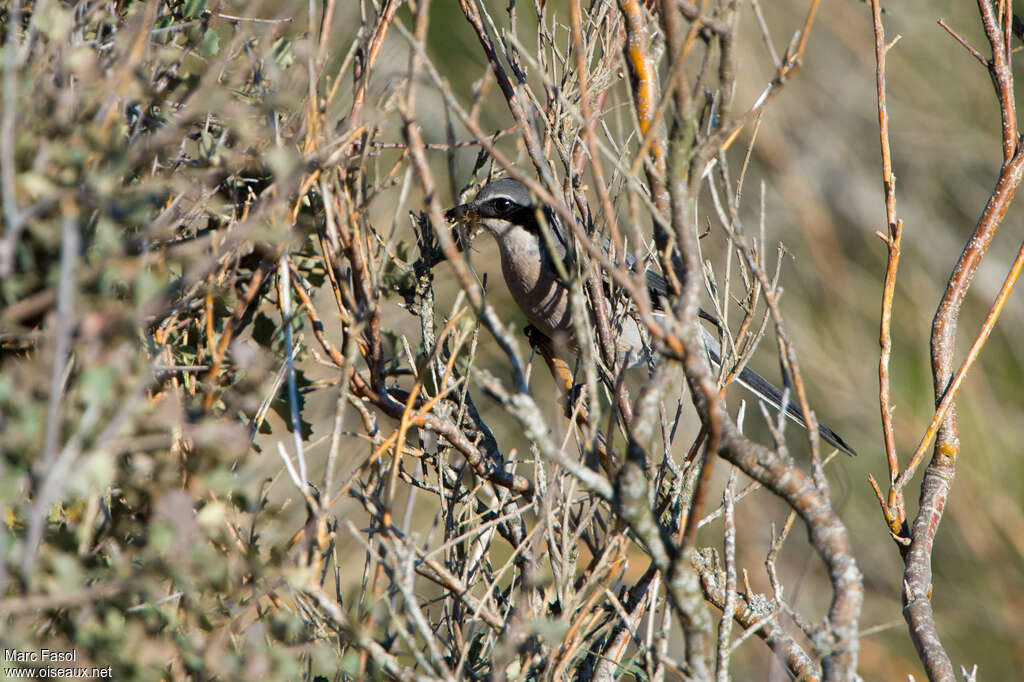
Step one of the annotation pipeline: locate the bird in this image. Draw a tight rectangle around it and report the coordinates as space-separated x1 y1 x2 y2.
445 175 856 456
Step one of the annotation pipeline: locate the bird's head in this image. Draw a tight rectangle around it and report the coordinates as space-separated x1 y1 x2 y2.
445 177 544 246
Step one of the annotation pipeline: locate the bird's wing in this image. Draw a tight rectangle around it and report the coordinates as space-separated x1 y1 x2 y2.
558 230 855 454
539 206 573 269
644 267 668 299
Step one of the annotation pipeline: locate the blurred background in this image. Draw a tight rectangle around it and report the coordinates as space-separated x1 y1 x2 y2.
2 0 1022 678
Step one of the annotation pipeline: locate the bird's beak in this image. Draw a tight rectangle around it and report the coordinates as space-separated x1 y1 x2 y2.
445 202 479 252
444 203 473 223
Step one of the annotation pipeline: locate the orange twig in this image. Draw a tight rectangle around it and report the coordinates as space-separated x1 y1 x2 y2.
895 237 1024 491
870 0 904 535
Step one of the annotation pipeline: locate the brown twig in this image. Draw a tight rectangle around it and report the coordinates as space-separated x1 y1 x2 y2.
658 1 862 676
870 0 905 538
568 0 635 428
897 238 1024 493
896 3 1024 679
370 125 517 149
677 0 731 36
938 19 988 66
347 0 400 130
201 257 274 412
456 0 555 186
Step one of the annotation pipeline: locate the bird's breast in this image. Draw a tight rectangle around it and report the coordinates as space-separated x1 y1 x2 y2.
496 237 571 340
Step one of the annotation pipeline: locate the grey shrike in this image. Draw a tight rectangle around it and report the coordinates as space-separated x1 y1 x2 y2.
445 175 856 456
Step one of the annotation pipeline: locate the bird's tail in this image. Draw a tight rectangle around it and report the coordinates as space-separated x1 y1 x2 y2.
700 327 857 456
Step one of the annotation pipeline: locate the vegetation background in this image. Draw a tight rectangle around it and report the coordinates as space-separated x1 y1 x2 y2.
1 0 1021 679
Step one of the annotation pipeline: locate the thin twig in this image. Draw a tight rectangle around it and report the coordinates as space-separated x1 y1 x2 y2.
870 0 905 536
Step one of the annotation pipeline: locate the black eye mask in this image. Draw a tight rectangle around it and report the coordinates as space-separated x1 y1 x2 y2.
487 197 514 214
477 196 525 220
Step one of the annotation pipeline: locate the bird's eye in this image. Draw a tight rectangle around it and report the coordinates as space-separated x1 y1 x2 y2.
491 198 513 213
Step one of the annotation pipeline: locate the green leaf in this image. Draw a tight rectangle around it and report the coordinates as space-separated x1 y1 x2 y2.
270 37 295 69
199 28 220 57
80 366 117 405
199 128 217 161
269 395 313 441
182 0 208 19
135 268 166 306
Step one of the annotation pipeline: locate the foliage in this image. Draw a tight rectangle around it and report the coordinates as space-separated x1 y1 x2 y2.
2 1 1022 681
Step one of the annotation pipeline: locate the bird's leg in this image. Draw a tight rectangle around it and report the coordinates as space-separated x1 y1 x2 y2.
523 324 617 477
523 324 577 412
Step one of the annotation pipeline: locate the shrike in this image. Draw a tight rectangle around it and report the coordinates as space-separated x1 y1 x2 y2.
445 175 855 456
